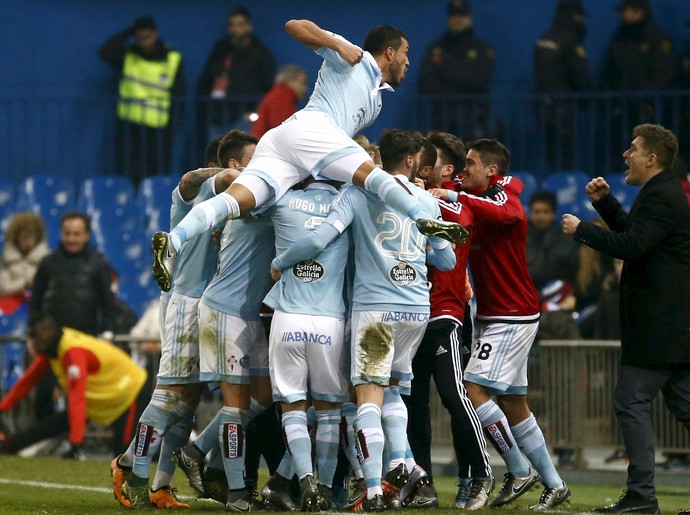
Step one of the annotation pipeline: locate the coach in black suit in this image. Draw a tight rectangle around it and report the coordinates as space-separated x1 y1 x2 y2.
562 124 690 515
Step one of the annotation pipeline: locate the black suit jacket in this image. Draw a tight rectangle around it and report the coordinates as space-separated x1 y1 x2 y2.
574 169 690 366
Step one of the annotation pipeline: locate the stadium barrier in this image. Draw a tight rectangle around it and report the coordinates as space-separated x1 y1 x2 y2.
2 336 689 463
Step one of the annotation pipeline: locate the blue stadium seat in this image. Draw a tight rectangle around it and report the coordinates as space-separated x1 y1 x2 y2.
15 175 75 247
0 303 29 392
97 229 151 276
136 175 178 233
77 175 135 212
15 175 75 218
118 270 160 318
0 178 14 252
605 173 638 211
541 171 591 218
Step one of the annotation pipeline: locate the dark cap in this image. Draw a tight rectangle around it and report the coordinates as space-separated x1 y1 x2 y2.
616 0 650 12
557 0 587 16
447 0 471 16
133 16 157 31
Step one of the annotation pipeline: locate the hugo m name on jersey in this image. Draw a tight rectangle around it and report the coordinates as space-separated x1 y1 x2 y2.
288 196 331 214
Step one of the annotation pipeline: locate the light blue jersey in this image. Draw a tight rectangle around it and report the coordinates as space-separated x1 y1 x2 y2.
327 177 440 313
161 185 194 304
201 216 274 320
264 182 349 318
172 178 221 298
303 37 393 137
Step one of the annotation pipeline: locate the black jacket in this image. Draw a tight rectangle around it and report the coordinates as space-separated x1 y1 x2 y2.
419 28 494 94
196 35 275 97
30 245 118 336
602 18 676 91
534 13 589 93
574 169 690 366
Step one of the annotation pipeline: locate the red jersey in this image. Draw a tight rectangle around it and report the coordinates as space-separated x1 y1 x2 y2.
457 175 540 321
428 182 473 322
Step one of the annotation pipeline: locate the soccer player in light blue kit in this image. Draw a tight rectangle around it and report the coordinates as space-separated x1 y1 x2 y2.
272 130 457 512
151 19 467 293
114 134 246 509
258 178 351 511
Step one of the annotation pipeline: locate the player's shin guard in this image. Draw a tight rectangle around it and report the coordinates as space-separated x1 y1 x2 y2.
219 406 249 490
512 413 563 488
315 409 341 487
194 408 222 454
132 389 182 479
475 400 531 477
340 402 364 479
381 386 409 470
282 410 313 479
152 402 195 490
354 403 385 497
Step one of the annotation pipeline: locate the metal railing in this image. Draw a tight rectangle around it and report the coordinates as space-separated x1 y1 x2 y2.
1 90 689 185
428 339 689 457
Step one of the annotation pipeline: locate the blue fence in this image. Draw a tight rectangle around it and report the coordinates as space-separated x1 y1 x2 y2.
1 90 689 186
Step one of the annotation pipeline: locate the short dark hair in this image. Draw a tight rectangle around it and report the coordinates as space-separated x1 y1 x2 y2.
529 190 557 212
27 313 60 356
632 124 678 170
466 138 511 174
228 7 251 21
217 130 259 167
363 25 408 55
427 130 466 176
61 211 91 233
419 139 438 171
379 129 424 171
205 136 223 165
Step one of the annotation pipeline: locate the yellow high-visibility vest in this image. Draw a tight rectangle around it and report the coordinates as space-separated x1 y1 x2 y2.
50 328 147 426
117 50 181 128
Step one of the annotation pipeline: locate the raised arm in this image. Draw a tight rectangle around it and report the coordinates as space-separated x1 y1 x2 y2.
284 19 363 65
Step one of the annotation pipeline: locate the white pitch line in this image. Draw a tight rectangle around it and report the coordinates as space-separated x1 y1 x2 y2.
0 478 197 502
0 477 111 493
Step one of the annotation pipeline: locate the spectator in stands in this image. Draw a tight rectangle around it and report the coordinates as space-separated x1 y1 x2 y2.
0 212 50 298
28 211 118 427
30 211 117 339
251 64 308 138
0 314 148 458
563 124 690 514
526 190 581 339
419 0 499 140
601 0 676 168
197 7 276 137
573 219 614 338
593 258 623 340
533 0 590 170
99 16 185 185
526 190 579 292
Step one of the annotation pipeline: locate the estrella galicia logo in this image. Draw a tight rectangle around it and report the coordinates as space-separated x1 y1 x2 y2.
293 259 324 283
389 262 416 286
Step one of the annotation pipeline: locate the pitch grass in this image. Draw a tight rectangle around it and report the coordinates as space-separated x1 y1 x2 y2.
0 455 687 514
